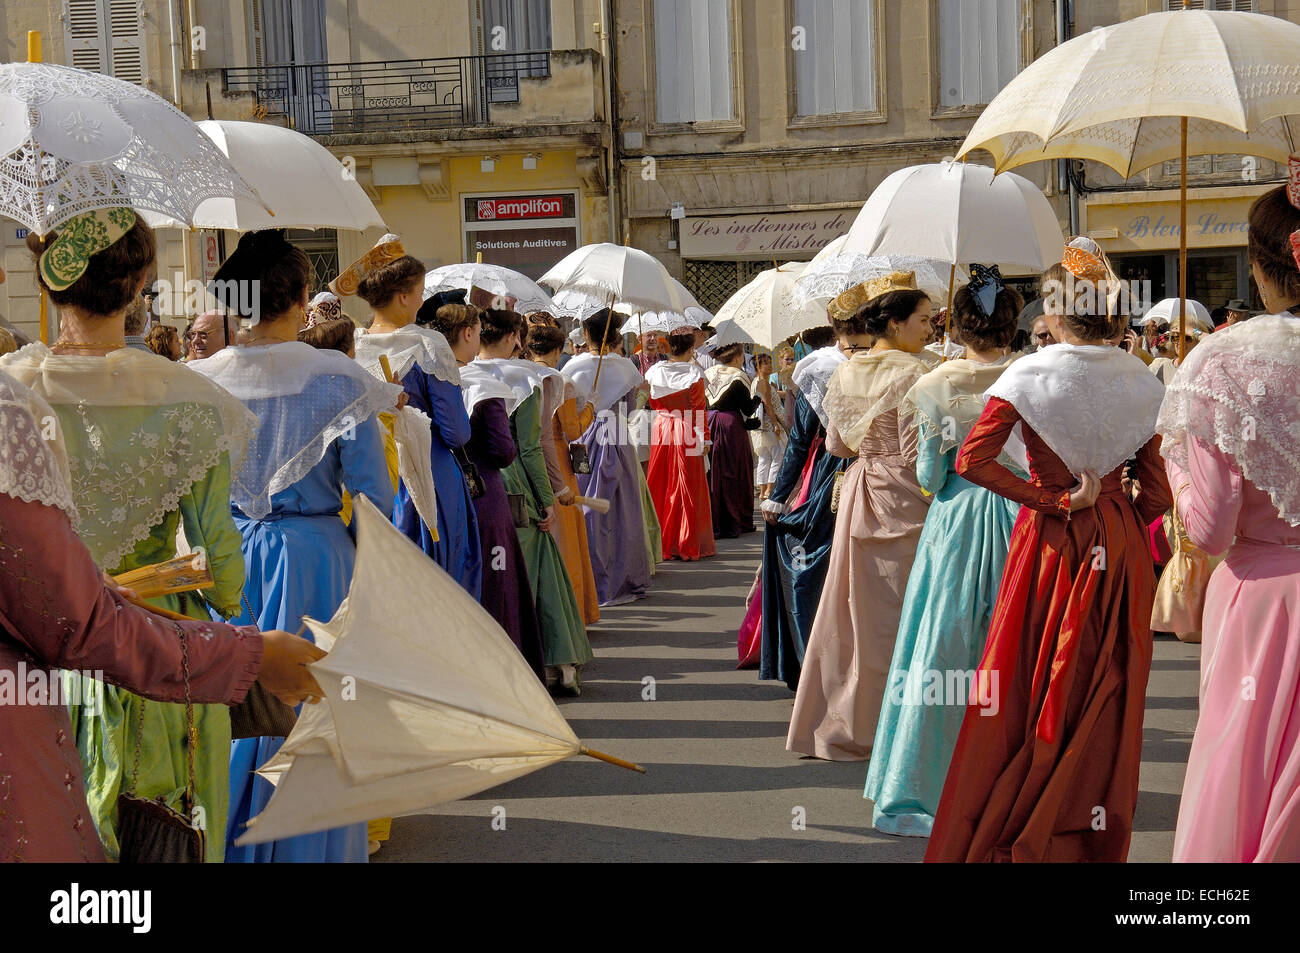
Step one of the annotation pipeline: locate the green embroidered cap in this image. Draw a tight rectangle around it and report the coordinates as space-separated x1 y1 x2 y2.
39 207 138 291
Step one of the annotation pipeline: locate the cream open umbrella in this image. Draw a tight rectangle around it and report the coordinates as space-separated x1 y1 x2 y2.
711 262 825 348
141 120 384 231
956 7 1300 356
424 261 555 315
234 496 642 845
0 63 266 235
539 243 696 314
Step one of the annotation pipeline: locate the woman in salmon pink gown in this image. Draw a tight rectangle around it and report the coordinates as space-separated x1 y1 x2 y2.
646 328 715 560
925 253 1170 863
1160 185 1300 863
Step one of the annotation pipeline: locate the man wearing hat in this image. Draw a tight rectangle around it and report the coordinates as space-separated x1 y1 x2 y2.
1224 298 1251 326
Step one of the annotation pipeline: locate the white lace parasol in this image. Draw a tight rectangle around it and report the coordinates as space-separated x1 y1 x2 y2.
423 262 556 315
0 63 266 234
793 253 966 311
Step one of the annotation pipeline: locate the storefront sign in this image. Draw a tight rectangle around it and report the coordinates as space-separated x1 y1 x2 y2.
679 209 854 261
1084 188 1267 252
462 192 580 279
200 233 221 282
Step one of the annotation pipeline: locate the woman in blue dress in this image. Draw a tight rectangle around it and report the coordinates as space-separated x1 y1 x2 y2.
863 270 1023 837
351 241 482 599
191 230 401 862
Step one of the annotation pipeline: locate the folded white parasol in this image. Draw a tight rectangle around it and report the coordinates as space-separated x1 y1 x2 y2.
234 496 642 845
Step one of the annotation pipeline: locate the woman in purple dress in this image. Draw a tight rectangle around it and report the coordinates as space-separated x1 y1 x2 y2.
426 301 546 678
705 344 763 538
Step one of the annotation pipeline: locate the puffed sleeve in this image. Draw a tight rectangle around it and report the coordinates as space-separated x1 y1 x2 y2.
177 453 246 619
1165 435 1240 556
909 414 949 497
956 397 1070 515
0 493 261 704
470 398 517 470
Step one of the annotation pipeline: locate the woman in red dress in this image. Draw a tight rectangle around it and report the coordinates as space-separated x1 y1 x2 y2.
645 328 715 560
925 244 1171 862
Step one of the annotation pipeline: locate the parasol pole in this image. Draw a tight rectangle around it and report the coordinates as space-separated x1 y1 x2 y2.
590 291 617 392
942 261 957 363
1178 115 1188 363
579 745 646 773
29 32 49 345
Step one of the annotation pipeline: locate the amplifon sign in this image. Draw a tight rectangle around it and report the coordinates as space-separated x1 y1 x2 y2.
470 194 569 222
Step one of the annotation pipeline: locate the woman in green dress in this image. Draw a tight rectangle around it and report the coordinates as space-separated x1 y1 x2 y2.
473 308 592 695
1 209 257 862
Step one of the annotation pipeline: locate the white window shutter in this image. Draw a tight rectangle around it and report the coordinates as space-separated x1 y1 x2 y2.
938 0 1019 108
107 0 147 85
248 0 266 67
655 0 732 123
794 0 876 116
65 0 108 73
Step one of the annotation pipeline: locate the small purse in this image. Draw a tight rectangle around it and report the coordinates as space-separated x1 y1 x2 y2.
830 469 846 514
454 447 486 500
507 492 530 528
116 622 205 864
228 594 298 739
568 441 591 475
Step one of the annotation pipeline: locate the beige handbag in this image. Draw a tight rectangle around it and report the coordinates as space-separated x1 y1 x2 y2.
1150 487 1218 642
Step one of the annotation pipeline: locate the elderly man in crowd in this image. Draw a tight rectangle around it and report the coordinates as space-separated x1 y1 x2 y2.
187 310 238 361
1031 316 1057 350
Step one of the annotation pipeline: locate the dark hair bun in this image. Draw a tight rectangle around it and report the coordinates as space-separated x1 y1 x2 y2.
583 309 623 348
952 285 1023 351
479 307 523 347
858 289 930 338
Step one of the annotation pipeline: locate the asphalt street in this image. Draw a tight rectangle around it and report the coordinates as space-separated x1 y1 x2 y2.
378 526 1201 863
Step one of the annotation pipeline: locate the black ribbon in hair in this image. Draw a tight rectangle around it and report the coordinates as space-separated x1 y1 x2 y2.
208 229 295 318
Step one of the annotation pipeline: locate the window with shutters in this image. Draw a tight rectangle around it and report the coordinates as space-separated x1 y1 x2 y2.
789 0 885 126
650 0 741 128
682 259 768 315
1162 1 1257 10
64 0 148 85
932 0 1023 114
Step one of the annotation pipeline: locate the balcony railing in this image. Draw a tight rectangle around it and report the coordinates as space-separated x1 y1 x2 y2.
222 51 552 135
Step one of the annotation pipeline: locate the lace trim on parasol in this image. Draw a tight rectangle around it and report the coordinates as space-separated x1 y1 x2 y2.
1157 315 1300 526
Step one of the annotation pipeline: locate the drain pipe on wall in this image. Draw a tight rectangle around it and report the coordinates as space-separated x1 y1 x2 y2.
601 0 620 243
1056 0 1079 235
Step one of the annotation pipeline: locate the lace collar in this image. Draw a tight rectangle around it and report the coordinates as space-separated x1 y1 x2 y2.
645 360 705 399
560 352 643 413
0 370 77 521
792 346 847 428
354 325 460 387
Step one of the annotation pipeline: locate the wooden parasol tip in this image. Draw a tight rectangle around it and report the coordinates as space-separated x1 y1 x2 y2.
579 745 647 773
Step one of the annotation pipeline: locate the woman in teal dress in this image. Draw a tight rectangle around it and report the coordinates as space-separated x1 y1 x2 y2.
475 309 591 695
864 271 1023 836
1 208 258 862
191 230 400 862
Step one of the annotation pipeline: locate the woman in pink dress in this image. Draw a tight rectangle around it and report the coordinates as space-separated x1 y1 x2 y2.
1160 183 1300 863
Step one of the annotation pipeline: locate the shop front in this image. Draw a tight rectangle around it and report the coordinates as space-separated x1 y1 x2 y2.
1082 184 1273 315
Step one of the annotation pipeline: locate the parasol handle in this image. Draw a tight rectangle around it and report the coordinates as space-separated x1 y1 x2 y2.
942 261 957 362
590 292 617 392
118 590 193 623
573 494 611 514
378 353 398 384
579 745 647 773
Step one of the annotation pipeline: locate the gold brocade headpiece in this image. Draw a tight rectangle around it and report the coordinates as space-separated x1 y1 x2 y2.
827 271 916 322
330 233 406 297
1062 236 1109 282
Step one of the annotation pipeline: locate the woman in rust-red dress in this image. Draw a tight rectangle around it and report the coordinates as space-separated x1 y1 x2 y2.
926 247 1170 862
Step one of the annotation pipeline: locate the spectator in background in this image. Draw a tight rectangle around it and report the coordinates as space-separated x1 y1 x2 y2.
1224 298 1250 325
634 330 666 374
1031 316 1057 350
145 323 182 361
1210 305 1228 329
188 310 237 360
123 298 151 352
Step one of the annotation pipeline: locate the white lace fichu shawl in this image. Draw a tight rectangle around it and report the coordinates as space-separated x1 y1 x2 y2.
901 354 1018 454
644 360 705 400
986 343 1165 479
354 325 460 387
822 350 929 454
561 352 643 413
188 341 401 518
0 369 77 522
458 362 519 417
472 358 564 422
792 345 847 428
704 364 751 406
1157 314 1300 526
0 345 256 568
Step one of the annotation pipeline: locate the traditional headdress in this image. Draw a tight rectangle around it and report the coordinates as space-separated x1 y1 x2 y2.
39 207 137 291
1061 236 1109 282
330 233 406 297
209 228 299 323
305 291 342 327
827 270 917 322
966 263 1005 318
